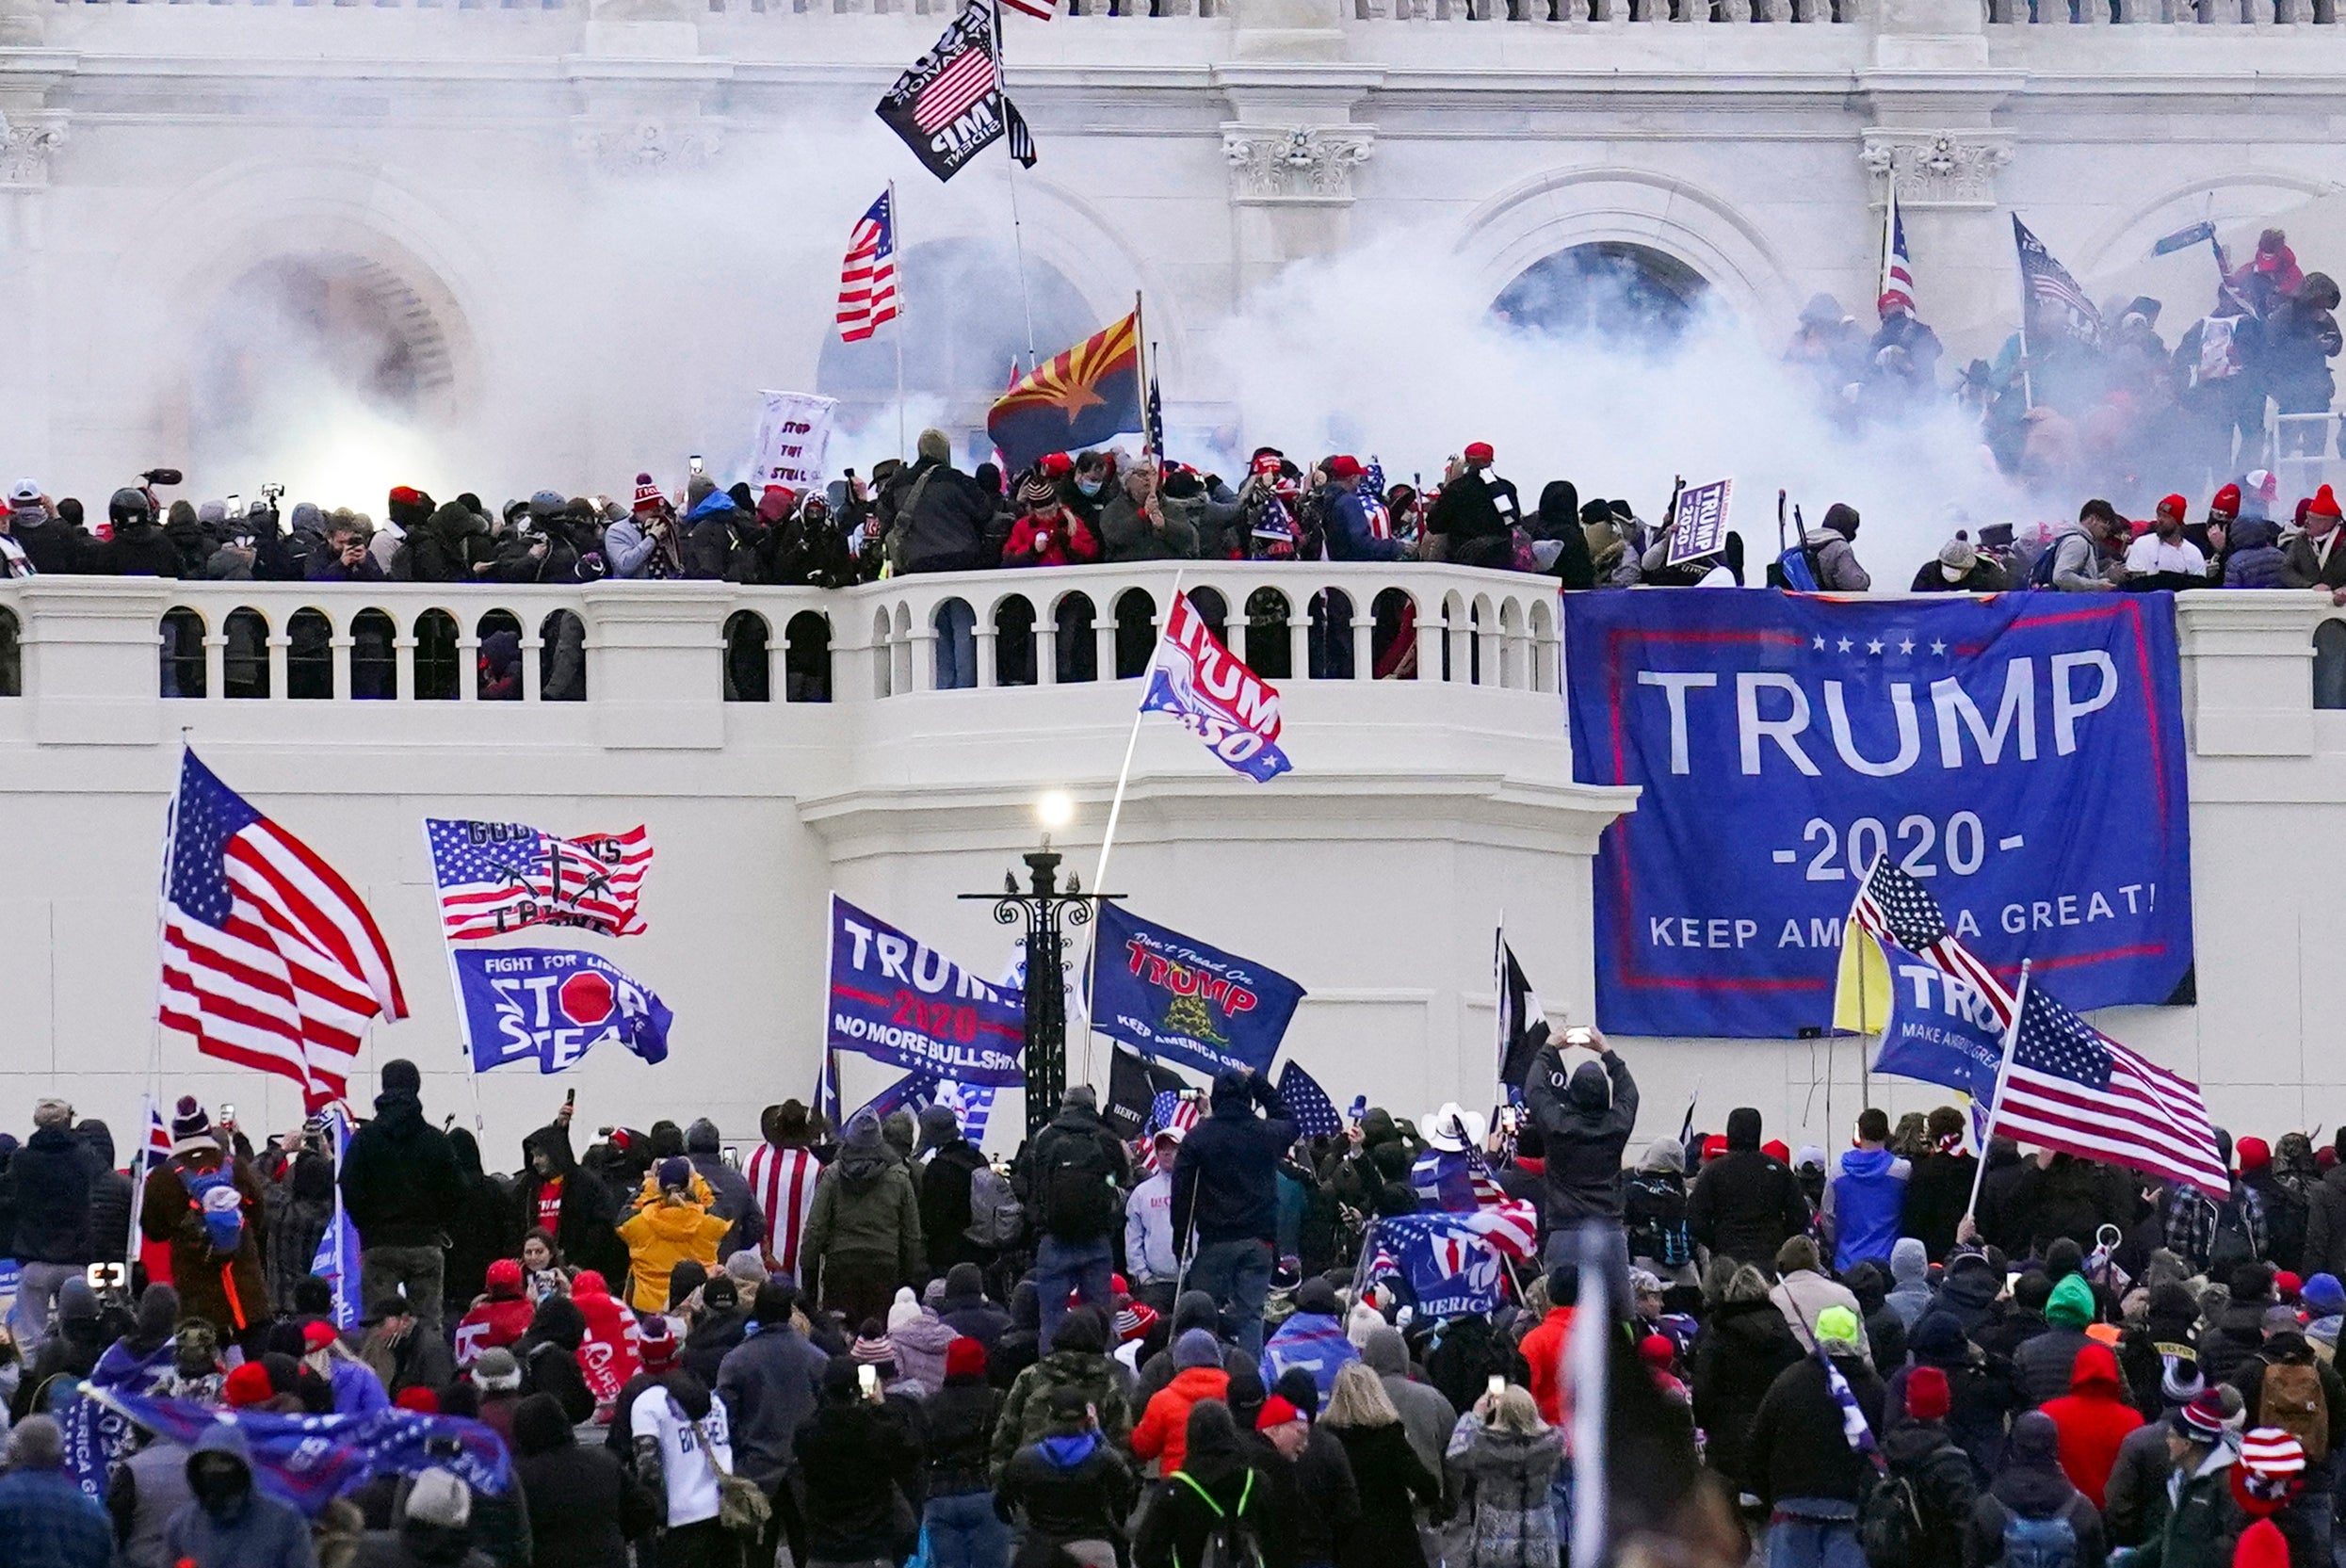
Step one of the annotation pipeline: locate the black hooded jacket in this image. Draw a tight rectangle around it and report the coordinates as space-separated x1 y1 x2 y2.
1687 1108 1809 1269
78 1121 135 1271
1966 1413 2107 1568
1172 1075 1298 1249
1535 480 1596 590
7 1122 95 1265
1522 1045 1638 1227
340 1089 464 1250
513 1122 624 1285
444 1129 521 1314
520 1296 594 1425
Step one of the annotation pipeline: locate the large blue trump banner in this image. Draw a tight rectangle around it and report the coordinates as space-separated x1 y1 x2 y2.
828 895 1027 1087
1563 590 2193 1037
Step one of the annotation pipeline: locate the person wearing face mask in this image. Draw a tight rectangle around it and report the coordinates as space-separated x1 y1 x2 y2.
1060 451 1114 529
164 1423 316 1568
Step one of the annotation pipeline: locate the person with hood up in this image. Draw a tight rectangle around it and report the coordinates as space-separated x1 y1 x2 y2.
1878 1366 1980 1568
1841 1260 1909 1380
89 1282 182 1398
402 499 490 583
1966 1410 2107 1568
1025 1087 1130 1357
454 1258 536 1371
0 1414 113 1568
1690 1261 1806 1496
75 1118 134 1287
937 1261 1013 1353
1531 478 1597 590
990 1304 1133 1483
518 1293 594 1425
796 1356 925 1567
2040 1342 2143 1507
1260 1278 1361 1406
1133 1329 1234 1478
164 1422 316 1568
1137 1290 1241 1406
1798 502 1870 590
2201 1265 2278 1388
995 1383 1139 1567
1521 1026 1638 1262
1133 1399 1287 1568
1624 1138 1693 1284
616 1156 731 1316
1745 1305 1885 1568
138 1098 270 1352
714 1280 825 1568
679 1118 764 1262
261 1125 336 1317
1686 1107 1810 1269
1822 1107 1910 1272
921 1336 1008 1568
1884 1237 1933 1328
918 1104 995 1280
743 1100 824 1284
339 1059 465 1334
513 1106 625 1286
2127 1390 2239 1568
510 1391 655 1568
1769 1236 1871 1361
887 1285 958 1395
1172 1068 1298 1360
360 1291 457 1403
1444 1382 1563 1568
4 1096 95 1356
2014 1274 2099 1408
442 1127 519 1324
1362 1324 1456 1479
803 1108 924 1329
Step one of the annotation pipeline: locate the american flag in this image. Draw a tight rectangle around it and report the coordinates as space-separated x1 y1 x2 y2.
159 750 406 1113
426 817 651 942
746 1141 823 1280
1851 859 2013 1024
936 1080 998 1148
913 13 1000 135
1275 1061 1343 1140
1879 177 1915 316
1412 1145 1511 1213
1991 969 2228 1199
1004 97 1038 170
1135 1090 1202 1175
2013 215 2102 346
140 1097 171 1170
1002 0 1056 19
836 189 899 344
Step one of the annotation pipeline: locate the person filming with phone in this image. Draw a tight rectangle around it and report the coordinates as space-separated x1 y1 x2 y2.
1523 1026 1639 1268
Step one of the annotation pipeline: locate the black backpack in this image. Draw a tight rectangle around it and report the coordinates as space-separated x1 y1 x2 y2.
1174 1469 1266 1568
1857 1469 1923 1568
1626 1172 1692 1269
2208 1193 2260 1277
1038 1127 1122 1241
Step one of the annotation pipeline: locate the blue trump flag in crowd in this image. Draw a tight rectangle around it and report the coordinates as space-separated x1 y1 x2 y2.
1865 932 2009 1107
1357 1211 1511 1319
81 1386 510 1515
1090 903 1305 1078
1141 591 1293 783
312 1105 362 1331
451 947 671 1074
828 895 1026 1087
1561 590 2193 1037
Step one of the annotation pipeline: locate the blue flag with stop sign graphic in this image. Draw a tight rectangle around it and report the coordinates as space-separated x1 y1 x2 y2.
452 947 673 1074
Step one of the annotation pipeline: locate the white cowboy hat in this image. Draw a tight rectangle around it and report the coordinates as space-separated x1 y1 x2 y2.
1422 1102 1487 1155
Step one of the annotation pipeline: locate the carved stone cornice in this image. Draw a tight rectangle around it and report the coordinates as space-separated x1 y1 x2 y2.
1859 129 2013 209
571 116 721 172
1221 123 1373 205
0 109 66 192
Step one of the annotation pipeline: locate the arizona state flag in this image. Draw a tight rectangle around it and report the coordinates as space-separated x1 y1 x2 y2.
988 312 1141 474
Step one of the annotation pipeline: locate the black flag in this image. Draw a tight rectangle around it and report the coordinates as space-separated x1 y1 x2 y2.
1107 1046 1185 1144
876 0 1006 184
1005 97 1038 170
1497 931 1551 1104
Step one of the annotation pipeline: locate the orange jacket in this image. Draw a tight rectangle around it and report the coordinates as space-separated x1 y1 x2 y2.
1519 1306 1576 1426
2041 1343 2143 1508
1131 1366 1233 1475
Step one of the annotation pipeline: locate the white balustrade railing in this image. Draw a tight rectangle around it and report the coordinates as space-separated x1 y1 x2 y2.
0 562 1561 716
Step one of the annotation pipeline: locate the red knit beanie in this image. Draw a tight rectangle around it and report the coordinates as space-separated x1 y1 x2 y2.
223 1362 275 1408
1906 1365 1951 1422
946 1335 988 1381
396 1387 441 1414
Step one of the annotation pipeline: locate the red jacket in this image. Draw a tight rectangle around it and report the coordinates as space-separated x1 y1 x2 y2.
2041 1342 2143 1507
1518 1306 1575 1426
453 1290 534 1368
1003 511 1100 568
1131 1366 1232 1475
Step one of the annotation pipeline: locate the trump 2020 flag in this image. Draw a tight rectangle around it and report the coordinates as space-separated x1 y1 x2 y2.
1090 903 1305 1078
1141 590 1291 783
311 1106 362 1331
876 0 1005 184
426 817 651 941
829 895 1027 1087
452 948 672 1075
1357 1211 1512 1318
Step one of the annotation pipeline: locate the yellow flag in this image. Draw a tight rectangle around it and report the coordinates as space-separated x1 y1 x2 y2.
1833 918 1891 1034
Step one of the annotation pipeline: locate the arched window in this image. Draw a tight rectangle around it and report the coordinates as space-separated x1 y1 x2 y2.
1493 242 1710 350
785 611 833 703
724 611 771 703
1371 588 1417 680
1054 592 1098 685
1308 589 1355 680
2317 621 2346 711
1244 590 1292 680
413 610 461 701
994 595 1038 687
934 596 977 691
0 606 18 698
161 607 207 699
477 609 522 701
223 608 269 699
540 611 587 702
1113 590 1157 680
1187 588 1229 650
288 608 333 700
872 608 896 700
351 609 396 701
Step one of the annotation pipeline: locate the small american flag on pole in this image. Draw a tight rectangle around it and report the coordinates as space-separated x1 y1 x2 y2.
1275 1061 1343 1140
1852 859 2013 1024
836 189 899 344
1989 968 2229 1199
159 750 406 1112
2014 215 2103 346
426 818 651 941
1879 177 1915 316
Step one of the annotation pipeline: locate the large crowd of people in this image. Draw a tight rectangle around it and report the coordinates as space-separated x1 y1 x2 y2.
0 1030 2341 1568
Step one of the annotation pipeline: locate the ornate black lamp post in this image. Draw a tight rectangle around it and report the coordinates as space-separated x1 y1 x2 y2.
963 835 1115 1145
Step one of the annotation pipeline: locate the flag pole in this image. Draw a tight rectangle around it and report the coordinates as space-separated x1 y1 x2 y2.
889 180 907 463
1134 290 1151 461
1963 958 2031 1227
423 819 489 1136
1076 565 1184 1089
992 0 1037 367
2013 215 2036 412
143 738 187 1269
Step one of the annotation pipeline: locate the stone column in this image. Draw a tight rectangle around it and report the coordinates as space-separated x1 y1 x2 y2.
569 0 725 175
0 45 71 482
1218 0 1377 293
1860 0 2022 353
